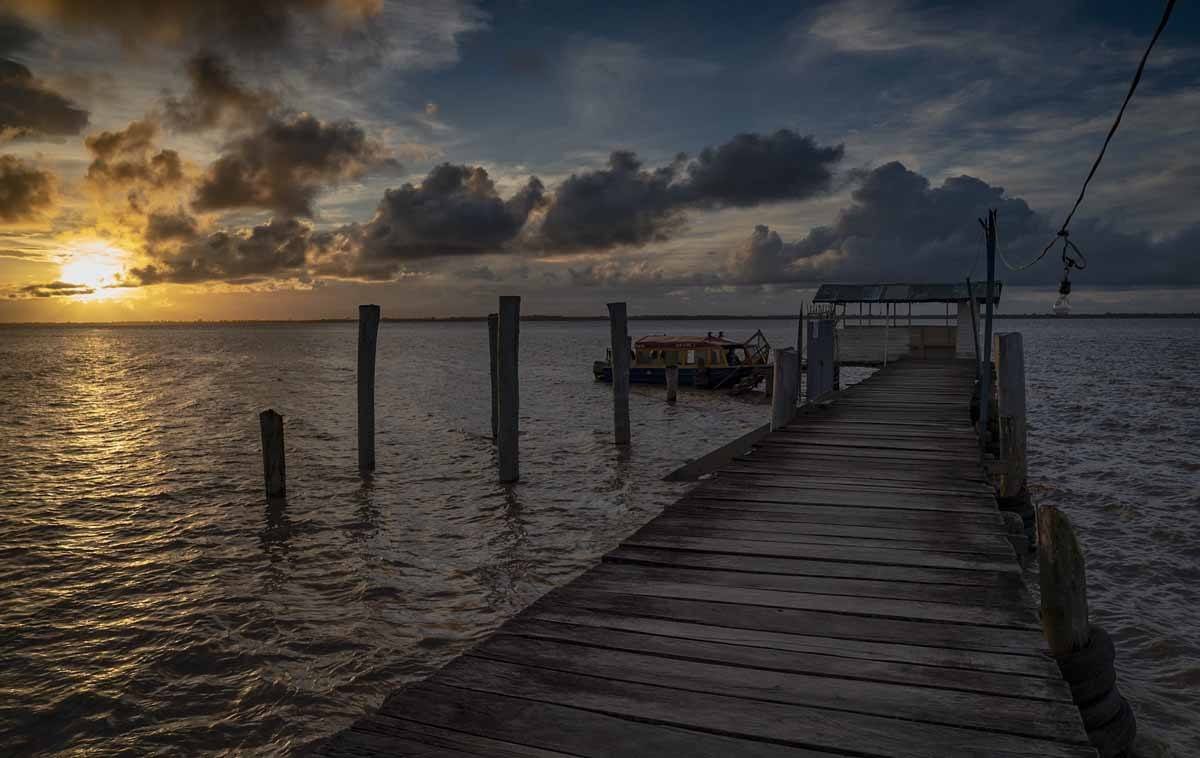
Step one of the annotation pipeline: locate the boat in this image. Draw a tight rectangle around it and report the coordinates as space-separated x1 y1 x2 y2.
593 330 772 389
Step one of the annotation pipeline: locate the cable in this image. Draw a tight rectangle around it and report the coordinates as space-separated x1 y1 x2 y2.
997 0 1176 273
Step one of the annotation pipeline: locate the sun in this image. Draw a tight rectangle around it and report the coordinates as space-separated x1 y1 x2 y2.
58 241 128 299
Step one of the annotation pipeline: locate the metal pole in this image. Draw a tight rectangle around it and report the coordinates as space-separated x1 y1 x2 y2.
979 209 998 446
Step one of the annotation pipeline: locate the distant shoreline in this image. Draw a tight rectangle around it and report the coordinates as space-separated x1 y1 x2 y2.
2 313 1198 326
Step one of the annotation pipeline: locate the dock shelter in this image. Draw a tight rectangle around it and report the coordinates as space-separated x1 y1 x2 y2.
812 282 1002 365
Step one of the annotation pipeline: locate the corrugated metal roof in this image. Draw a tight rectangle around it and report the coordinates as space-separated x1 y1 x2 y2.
813 282 1002 304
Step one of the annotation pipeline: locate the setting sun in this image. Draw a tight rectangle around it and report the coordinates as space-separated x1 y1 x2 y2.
57 241 127 299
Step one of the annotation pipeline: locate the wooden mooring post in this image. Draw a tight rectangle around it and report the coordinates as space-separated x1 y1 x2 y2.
487 313 499 441
259 409 285 500
806 319 836 399
357 304 380 472
497 297 520 482
608 302 631 446
796 302 804 402
770 347 799 430
997 332 1027 498
665 364 678 404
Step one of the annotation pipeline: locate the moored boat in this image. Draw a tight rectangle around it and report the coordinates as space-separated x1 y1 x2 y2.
593 330 772 389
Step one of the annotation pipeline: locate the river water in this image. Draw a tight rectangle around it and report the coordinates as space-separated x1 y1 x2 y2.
0 318 1196 755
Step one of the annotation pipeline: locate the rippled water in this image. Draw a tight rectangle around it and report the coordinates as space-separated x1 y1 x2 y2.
0 318 1196 755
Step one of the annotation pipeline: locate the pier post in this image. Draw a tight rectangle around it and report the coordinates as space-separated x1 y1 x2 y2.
497 296 520 482
771 347 799 430
796 303 804 402
488 313 499 441
979 210 997 445
806 319 836 399
1038 506 1089 657
665 364 678 404
357 304 380 472
997 333 1027 498
259 409 285 500
608 302 631 446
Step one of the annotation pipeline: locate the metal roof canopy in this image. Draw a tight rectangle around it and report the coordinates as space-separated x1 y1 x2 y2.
813 282 1002 304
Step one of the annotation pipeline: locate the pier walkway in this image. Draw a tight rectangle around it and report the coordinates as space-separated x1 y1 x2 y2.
318 359 1095 757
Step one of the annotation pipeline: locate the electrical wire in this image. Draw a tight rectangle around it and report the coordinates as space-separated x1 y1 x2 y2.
997 0 1176 273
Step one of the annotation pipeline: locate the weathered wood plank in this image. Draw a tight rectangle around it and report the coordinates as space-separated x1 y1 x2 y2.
434 658 1095 757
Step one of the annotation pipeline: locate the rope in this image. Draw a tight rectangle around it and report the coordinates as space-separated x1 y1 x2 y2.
997 0 1176 273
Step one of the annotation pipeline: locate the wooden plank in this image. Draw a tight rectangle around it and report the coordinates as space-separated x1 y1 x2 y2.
374 682 834 758
472 635 1084 739
670 500 1007 533
650 513 1012 549
606 544 1021 587
545 589 1047 656
693 487 1000 514
636 520 1015 557
566 575 1037 628
589 562 1033 611
500 617 1072 700
435 658 1095 757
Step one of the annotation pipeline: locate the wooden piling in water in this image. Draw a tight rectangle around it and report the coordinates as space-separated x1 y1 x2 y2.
497 297 520 482
665 364 678 404
996 333 1027 498
487 313 499 441
357 304 380 472
259 409 285 500
1038 505 1089 657
770 347 799 430
608 302 631 446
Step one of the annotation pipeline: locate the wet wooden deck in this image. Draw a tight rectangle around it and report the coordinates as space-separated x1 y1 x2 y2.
318 359 1096 757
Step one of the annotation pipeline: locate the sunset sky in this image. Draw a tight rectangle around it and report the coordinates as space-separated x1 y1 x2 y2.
1 0 1197 321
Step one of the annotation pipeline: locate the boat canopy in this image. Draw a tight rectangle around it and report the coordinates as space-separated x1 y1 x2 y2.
635 334 742 350
813 282 1002 305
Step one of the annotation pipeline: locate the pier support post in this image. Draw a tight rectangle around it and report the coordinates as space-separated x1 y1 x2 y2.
357 304 380 472
796 304 804 402
497 296 520 482
488 313 499 441
665 364 679 404
608 302 631 446
771 348 799 430
1038 505 1088 657
996 333 1027 498
806 319 836 399
259 409 286 500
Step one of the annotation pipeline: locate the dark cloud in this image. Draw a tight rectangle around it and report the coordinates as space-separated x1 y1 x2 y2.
681 130 844 208
0 57 89 139
85 119 184 194
355 163 545 264
539 151 683 251
0 14 40 56
727 161 1200 287
538 130 844 252
128 216 328 285
144 210 199 242
192 113 395 217
17 280 93 298
164 52 277 132
0 154 55 223
9 0 378 52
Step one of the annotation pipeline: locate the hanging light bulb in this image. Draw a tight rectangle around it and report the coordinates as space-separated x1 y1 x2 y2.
1053 266 1072 316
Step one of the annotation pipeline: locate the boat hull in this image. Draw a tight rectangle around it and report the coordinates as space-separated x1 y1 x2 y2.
593 364 754 389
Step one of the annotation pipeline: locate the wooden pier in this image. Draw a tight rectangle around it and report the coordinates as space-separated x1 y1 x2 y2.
318 359 1096 757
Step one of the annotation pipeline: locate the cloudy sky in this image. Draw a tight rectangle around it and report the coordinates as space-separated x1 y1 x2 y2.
0 0 1196 321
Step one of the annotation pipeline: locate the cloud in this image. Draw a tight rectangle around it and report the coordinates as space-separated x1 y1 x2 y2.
726 161 1200 287
539 151 683 251
16 280 93 298
0 14 39 56
85 119 184 188
354 163 544 264
0 57 89 140
0 154 55 223
192 112 395 217
7 0 382 52
126 216 328 285
538 130 844 251
164 52 277 132
681 131 844 208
